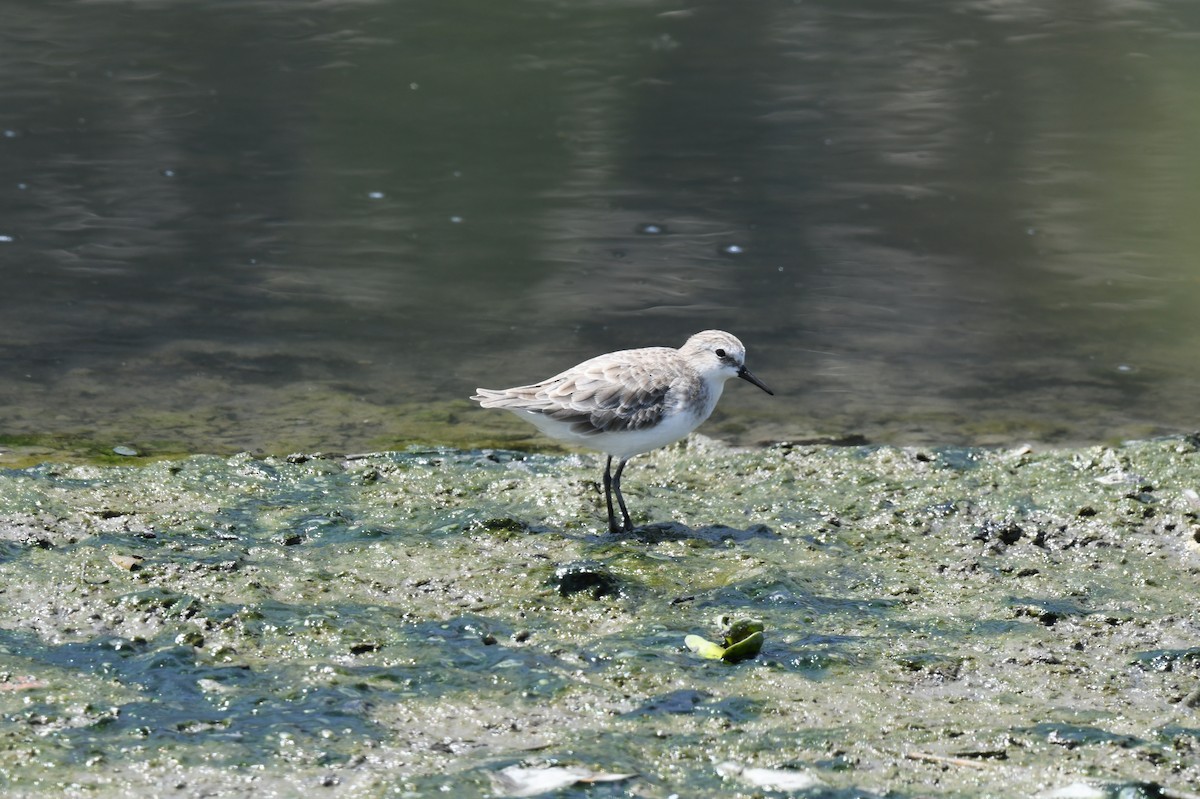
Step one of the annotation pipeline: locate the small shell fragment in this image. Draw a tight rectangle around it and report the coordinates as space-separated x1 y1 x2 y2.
109 554 144 571
490 766 635 797
716 761 824 791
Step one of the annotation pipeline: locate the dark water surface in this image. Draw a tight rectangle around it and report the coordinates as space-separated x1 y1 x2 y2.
4 0 1200 457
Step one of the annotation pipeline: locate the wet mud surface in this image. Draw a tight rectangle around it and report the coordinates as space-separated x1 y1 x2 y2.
1 436 1199 797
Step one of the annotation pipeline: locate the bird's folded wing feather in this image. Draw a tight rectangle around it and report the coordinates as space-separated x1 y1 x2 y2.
475 353 687 435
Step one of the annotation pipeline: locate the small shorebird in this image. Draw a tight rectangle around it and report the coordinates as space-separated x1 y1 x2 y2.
472 330 773 533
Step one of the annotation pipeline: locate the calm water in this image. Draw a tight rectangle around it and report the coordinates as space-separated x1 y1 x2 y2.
3 0 1200 455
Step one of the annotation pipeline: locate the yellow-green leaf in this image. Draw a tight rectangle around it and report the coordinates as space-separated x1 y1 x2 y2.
684 634 726 660
724 618 765 646
721 630 764 663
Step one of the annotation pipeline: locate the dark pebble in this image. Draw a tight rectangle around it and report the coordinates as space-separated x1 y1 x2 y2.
552 560 621 599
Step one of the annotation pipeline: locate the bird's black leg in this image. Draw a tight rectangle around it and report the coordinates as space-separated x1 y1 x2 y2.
603 456 619 534
612 457 633 533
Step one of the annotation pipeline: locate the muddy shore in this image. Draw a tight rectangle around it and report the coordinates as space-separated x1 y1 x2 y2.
1 436 1198 797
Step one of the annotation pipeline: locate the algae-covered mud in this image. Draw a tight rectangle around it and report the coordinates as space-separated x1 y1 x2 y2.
1 437 1199 798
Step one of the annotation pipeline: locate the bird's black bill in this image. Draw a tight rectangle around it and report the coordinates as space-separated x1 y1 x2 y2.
738 366 774 395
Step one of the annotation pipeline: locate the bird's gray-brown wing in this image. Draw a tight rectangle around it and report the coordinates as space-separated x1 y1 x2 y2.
473 349 689 436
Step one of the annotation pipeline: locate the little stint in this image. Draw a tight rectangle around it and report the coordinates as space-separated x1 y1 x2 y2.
472 330 773 533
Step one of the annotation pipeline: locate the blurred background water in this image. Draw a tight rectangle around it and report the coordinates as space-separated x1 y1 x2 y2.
2 0 1199 455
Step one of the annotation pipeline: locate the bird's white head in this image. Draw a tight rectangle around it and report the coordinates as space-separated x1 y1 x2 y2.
680 330 774 394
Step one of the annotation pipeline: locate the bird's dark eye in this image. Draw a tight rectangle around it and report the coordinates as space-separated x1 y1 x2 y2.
714 348 726 358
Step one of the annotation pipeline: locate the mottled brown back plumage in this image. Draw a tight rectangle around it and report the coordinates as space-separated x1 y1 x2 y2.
473 346 703 436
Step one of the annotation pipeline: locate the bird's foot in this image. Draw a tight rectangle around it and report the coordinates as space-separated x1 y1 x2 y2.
606 518 636 535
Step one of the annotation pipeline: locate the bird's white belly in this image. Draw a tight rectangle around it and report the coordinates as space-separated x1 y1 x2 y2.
515 405 708 460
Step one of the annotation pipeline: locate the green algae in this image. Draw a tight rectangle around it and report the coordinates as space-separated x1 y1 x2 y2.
0 437 1199 797
0 397 569 470
0 382 1181 471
